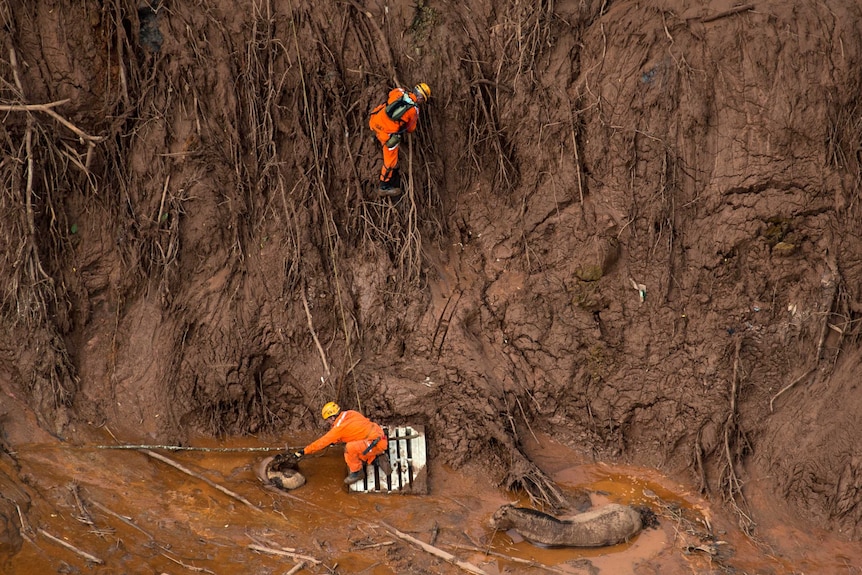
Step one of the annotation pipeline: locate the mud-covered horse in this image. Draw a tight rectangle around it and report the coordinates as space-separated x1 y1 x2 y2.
256 453 306 491
491 503 647 547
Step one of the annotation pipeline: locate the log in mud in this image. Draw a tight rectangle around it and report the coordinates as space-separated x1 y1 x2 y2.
490 503 646 548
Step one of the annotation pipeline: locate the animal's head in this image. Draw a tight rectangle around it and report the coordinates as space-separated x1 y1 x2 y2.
268 452 299 472
490 504 516 529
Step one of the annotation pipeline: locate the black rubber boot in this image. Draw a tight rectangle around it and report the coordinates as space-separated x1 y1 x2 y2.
377 182 401 198
344 469 365 485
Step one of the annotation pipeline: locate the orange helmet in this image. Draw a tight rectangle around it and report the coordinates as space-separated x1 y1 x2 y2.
321 401 341 420
414 82 431 102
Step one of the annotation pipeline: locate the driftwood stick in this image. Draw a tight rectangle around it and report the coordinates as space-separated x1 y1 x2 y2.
381 522 488 575
161 552 216 574
38 528 104 564
68 483 95 526
15 505 35 546
354 540 395 550
87 499 154 539
286 561 306 575
247 543 321 565
141 449 261 512
15 503 30 533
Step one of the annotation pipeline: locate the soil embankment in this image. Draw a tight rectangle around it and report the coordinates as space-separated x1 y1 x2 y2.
2 0 862 572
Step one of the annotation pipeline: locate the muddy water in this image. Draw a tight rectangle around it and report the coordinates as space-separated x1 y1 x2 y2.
5 431 861 574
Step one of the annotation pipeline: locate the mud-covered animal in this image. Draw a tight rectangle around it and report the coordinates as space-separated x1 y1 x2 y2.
490 503 644 547
256 453 306 491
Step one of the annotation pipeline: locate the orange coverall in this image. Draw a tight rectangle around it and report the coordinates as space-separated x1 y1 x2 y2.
303 410 389 472
368 88 420 184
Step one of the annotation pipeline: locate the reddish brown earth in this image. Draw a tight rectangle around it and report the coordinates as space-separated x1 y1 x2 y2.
2 0 862 573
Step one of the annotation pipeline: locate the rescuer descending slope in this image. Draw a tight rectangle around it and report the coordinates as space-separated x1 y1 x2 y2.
368 82 430 195
293 402 392 485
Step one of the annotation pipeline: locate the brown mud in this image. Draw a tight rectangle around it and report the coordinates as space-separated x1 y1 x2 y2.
3 0 862 573
5 426 855 575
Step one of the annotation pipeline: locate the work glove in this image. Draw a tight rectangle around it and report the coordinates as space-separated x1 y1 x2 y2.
293 448 304 459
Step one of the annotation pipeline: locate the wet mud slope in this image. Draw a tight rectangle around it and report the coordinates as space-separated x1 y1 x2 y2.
2 0 862 571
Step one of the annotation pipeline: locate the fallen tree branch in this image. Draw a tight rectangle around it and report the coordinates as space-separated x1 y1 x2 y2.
38 528 104 565
247 543 321 565
381 521 488 575
141 449 261 512
353 540 395 550
87 499 154 540
68 483 95 526
15 503 30 533
161 552 216 574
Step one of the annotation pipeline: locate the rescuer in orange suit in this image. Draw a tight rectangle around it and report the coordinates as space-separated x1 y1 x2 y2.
293 402 391 485
368 82 431 193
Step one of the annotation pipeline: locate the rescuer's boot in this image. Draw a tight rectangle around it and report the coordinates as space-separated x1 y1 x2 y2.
344 469 365 485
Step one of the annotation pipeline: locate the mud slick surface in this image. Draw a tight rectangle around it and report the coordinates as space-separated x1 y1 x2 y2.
2 1 862 573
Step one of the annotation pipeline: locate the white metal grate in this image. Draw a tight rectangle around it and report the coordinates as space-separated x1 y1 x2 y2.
349 425 427 494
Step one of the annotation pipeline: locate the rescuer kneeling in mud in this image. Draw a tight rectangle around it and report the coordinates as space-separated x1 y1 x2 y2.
293 402 391 485
368 82 430 194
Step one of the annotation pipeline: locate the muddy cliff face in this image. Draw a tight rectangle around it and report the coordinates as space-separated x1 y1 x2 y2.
2 0 862 565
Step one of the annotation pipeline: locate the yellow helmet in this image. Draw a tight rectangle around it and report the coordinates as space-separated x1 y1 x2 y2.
321 401 341 420
414 82 431 102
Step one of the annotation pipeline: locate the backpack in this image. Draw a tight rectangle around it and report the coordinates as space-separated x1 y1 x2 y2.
385 92 415 122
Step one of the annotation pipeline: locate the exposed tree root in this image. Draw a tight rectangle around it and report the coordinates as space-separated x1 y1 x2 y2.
719 338 754 535
503 450 569 511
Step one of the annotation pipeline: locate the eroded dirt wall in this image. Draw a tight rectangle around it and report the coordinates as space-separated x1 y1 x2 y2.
2 0 862 538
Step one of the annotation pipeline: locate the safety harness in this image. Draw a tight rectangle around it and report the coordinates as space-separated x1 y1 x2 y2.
362 436 383 455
